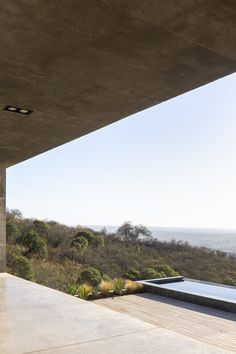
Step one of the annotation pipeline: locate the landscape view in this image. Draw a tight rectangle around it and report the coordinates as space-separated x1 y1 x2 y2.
6 208 236 299
6 75 236 299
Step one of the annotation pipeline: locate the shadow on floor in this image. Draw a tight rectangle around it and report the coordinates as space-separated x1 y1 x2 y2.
135 292 236 322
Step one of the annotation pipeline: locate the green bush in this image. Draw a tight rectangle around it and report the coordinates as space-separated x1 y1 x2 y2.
71 236 88 253
6 220 20 244
102 274 111 281
155 264 179 277
223 276 236 286
20 229 48 259
79 267 102 286
125 267 141 280
92 235 104 248
76 230 95 244
141 268 158 279
14 255 34 281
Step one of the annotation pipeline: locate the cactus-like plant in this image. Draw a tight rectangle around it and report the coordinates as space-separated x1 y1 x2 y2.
113 278 126 295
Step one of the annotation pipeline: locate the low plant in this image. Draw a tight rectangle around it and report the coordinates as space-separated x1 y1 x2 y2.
125 267 141 281
102 274 111 282
141 267 158 279
77 283 92 300
99 280 114 295
125 280 144 293
155 264 179 277
113 278 126 295
79 267 102 286
65 283 79 296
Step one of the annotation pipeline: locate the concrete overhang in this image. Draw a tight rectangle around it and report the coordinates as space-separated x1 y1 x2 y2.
0 1 235 168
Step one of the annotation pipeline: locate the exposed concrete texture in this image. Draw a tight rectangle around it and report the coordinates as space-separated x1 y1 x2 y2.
0 274 232 354
0 170 6 272
0 1 235 168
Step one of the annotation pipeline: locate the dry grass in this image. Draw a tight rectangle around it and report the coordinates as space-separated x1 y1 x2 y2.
98 280 114 295
125 280 144 293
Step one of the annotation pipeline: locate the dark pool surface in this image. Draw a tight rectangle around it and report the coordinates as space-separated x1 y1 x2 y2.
153 280 236 303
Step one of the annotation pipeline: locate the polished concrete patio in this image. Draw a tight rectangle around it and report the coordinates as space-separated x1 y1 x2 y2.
0 273 234 353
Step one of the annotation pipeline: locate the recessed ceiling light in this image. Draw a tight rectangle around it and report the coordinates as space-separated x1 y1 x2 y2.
3 105 33 115
19 109 30 114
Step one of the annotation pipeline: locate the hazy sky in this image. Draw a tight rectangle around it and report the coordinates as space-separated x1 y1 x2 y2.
7 73 236 229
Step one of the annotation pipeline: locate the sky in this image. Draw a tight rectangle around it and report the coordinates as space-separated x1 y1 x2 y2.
7 73 236 229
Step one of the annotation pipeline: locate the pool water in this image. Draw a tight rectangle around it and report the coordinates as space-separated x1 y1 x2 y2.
155 280 236 303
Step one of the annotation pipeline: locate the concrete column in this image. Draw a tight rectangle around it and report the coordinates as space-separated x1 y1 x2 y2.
0 169 6 272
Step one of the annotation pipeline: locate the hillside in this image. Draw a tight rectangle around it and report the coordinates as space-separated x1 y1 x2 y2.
6 209 236 294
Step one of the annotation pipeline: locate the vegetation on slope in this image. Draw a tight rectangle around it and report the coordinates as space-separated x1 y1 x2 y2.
6 209 236 295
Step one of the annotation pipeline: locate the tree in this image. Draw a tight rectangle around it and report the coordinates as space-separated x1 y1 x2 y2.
74 230 104 248
117 222 151 241
76 230 95 243
6 219 21 244
33 219 49 237
6 208 22 244
71 236 88 254
20 229 48 259
7 208 22 219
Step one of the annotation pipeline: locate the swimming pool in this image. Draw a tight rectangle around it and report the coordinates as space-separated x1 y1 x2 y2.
138 277 236 313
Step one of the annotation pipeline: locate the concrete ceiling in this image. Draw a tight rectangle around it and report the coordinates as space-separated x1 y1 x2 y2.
0 0 235 168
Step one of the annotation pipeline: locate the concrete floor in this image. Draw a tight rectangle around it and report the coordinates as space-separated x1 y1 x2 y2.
0 273 234 354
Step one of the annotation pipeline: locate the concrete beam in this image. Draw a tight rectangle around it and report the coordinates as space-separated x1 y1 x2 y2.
0 1 235 168
0 170 6 272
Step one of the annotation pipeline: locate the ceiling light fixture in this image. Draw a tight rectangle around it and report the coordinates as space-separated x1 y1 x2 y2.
3 105 33 115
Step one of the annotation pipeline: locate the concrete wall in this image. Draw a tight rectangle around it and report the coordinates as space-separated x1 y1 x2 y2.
0 169 6 272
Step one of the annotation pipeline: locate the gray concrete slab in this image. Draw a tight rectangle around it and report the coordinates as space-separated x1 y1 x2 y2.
0 274 233 354
0 1 235 168
32 328 231 354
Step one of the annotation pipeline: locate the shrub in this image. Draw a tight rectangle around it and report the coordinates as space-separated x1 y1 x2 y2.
20 230 48 259
99 280 113 295
155 264 179 277
14 255 34 281
92 235 104 248
102 274 111 281
125 280 144 293
76 230 95 244
65 283 79 296
141 268 158 279
79 267 102 286
77 283 92 299
125 267 141 280
71 236 88 253
6 220 20 244
113 278 126 295
223 276 236 286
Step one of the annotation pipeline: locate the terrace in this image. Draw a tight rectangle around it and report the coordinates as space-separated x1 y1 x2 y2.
1 273 235 354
